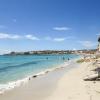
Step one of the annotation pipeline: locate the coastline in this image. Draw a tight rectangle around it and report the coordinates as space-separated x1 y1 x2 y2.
0 57 78 94
1 57 100 100
0 58 80 100
0 55 100 100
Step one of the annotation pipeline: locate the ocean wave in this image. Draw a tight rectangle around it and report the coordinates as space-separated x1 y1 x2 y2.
0 59 58 72
0 60 42 72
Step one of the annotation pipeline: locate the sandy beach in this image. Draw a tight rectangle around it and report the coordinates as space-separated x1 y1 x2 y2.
0 60 100 100
0 0 100 100
47 62 100 100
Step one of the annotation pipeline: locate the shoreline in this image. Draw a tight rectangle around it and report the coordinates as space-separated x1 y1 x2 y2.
1 58 99 100
47 62 90 100
0 58 77 94
0 58 80 100
47 61 100 100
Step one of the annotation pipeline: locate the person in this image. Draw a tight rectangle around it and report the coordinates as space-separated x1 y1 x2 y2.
46 57 48 60
68 58 70 61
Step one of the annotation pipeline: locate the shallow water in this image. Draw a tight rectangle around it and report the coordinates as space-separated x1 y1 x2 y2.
0 54 78 84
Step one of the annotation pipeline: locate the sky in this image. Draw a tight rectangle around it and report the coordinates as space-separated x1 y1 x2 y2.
0 0 100 54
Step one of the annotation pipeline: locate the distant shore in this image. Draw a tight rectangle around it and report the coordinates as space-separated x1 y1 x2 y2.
3 49 96 56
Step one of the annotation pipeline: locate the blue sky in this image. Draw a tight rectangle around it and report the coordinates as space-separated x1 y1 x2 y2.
0 0 100 53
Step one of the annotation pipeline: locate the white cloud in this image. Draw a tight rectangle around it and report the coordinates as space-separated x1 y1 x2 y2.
0 33 40 41
10 35 21 39
0 33 9 39
44 36 75 42
0 33 74 42
54 38 66 42
78 40 97 48
25 34 39 40
53 27 71 31
0 33 21 39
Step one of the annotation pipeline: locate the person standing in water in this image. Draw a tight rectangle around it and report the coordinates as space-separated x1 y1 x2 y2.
68 58 70 61
46 57 48 60
63 57 65 60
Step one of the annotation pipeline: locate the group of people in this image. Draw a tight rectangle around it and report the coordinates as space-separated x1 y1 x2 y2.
46 57 70 61
63 57 70 61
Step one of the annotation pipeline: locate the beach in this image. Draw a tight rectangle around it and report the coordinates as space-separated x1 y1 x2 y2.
47 62 100 100
0 0 100 99
0 59 77 100
0 54 78 93
0 58 100 100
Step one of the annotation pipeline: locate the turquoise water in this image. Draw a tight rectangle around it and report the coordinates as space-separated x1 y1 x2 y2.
0 54 78 84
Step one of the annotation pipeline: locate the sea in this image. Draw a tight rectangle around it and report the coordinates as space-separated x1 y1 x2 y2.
0 54 79 93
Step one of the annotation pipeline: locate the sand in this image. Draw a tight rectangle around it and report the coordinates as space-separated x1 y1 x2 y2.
47 62 100 100
0 60 100 100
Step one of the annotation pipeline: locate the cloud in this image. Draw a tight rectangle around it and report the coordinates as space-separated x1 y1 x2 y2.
44 36 75 42
25 34 39 40
11 35 21 39
0 33 9 39
0 33 74 42
54 38 66 42
0 33 40 41
53 36 75 42
78 40 97 48
53 27 71 31
0 33 21 39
